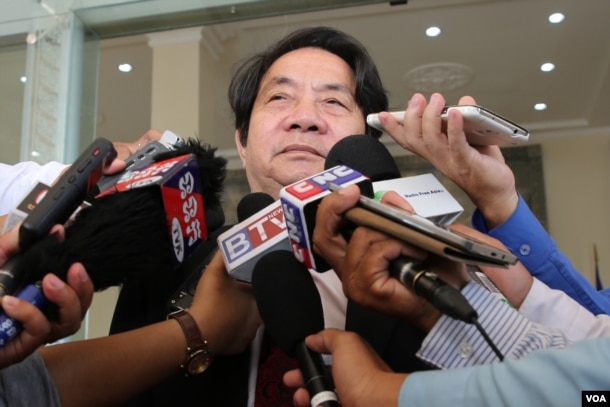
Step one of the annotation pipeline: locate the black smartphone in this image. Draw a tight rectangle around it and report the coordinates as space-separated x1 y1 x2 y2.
328 183 518 267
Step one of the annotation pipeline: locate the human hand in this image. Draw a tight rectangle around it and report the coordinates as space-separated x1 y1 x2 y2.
111 129 163 161
188 252 261 355
0 225 94 368
284 328 407 407
449 223 533 308
313 184 475 331
378 92 519 229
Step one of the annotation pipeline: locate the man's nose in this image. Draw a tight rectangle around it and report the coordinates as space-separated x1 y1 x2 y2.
286 102 326 133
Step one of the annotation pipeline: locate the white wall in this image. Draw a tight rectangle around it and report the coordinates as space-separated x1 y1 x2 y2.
539 134 610 286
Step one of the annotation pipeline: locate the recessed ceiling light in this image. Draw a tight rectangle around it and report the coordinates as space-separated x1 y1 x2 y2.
118 63 133 73
26 33 37 44
540 62 555 72
20 76 27 83
534 103 547 111
31 150 41 157
426 26 441 37
549 12 565 24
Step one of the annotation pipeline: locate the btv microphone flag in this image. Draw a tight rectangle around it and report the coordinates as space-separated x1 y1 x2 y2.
279 165 373 272
217 198 291 282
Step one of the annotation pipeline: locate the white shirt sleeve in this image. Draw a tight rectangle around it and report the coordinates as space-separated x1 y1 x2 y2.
520 277 610 341
0 161 68 215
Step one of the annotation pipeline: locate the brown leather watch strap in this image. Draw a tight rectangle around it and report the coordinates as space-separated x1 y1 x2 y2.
170 310 202 347
169 310 212 374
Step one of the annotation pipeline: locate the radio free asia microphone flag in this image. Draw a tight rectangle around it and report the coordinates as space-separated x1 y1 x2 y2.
326 134 463 225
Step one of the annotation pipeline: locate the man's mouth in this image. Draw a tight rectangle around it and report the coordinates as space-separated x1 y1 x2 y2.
281 144 323 157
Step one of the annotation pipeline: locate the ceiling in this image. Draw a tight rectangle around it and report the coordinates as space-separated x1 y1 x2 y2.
94 0 610 159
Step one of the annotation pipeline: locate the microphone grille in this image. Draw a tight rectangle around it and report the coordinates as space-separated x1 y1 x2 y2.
252 251 324 355
236 192 275 222
325 134 401 181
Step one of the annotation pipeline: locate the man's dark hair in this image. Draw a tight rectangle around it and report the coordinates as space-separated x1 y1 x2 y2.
228 26 388 146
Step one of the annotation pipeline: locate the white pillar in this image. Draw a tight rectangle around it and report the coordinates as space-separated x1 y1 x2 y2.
147 27 202 139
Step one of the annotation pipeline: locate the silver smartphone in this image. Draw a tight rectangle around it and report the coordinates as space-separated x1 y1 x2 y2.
328 183 518 267
367 105 529 146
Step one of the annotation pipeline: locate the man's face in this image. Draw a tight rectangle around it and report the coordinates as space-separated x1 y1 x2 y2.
235 47 366 198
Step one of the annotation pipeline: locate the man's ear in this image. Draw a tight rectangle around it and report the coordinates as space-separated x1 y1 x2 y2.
235 129 247 167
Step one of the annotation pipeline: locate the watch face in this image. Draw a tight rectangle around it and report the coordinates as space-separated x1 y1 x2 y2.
188 349 212 375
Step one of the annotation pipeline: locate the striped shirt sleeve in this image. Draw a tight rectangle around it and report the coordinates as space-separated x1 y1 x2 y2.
416 281 571 369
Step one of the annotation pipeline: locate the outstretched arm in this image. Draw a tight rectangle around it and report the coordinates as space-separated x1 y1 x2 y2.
39 253 261 407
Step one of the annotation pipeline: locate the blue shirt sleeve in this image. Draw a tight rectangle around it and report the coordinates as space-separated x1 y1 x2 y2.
471 194 610 315
401 337 610 407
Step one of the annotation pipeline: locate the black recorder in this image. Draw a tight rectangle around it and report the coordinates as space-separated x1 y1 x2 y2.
96 131 184 194
19 138 117 250
0 138 116 298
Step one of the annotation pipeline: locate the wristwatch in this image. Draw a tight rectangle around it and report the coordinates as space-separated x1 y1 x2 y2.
169 310 213 375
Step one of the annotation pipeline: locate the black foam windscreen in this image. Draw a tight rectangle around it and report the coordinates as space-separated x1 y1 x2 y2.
236 192 275 222
324 134 401 181
251 250 324 355
16 188 173 290
9 138 227 292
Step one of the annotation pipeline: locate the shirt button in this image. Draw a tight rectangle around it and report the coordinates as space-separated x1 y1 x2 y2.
519 244 531 256
458 341 473 358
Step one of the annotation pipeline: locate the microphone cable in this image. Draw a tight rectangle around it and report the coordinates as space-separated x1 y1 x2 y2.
389 257 505 361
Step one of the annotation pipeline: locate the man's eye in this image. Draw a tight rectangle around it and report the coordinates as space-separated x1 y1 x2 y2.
327 99 346 108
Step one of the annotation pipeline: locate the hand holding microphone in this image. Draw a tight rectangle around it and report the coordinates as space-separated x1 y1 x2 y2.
279 135 482 325
0 224 94 368
311 184 472 327
252 250 340 407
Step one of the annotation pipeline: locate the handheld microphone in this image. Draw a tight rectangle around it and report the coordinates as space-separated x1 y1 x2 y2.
324 134 401 182
252 250 340 407
282 134 478 322
389 257 477 323
325 135 463 224
279 164 373 272
236 192 275 223
217 192 292 282
278 134 395 272
1 138 227 295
